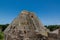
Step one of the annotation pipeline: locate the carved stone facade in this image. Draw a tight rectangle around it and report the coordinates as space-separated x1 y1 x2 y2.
4 11 60 40
4 11 49 40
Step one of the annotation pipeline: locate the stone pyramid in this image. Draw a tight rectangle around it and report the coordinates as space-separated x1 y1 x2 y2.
4 10 49 40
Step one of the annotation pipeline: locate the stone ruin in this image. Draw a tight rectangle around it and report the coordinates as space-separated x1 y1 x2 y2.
4 10 60 40
48 28 60 40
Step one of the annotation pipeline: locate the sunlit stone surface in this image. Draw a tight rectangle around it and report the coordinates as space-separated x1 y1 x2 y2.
4 10 52 40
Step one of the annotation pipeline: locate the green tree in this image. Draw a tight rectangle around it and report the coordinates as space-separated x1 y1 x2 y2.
45 25 60 31
2 24 9 31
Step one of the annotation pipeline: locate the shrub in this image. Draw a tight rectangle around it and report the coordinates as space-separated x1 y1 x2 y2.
0 32 4 40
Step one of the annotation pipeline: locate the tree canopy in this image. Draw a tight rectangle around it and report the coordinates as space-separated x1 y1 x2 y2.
45 25 60 31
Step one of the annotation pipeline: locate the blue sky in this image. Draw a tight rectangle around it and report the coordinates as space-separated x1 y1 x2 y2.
0 0 60 25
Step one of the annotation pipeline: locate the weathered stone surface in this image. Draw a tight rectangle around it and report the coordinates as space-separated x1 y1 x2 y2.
48 28 60 40
4 10 60 40
4 10 49 40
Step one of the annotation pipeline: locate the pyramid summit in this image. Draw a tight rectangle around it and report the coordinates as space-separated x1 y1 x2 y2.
4 10 49 40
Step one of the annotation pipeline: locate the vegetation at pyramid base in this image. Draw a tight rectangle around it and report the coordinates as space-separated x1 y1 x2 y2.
0 24 9 31
0 32 4 40
45 25 60 31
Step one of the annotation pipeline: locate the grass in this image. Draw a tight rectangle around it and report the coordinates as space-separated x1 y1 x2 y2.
0 32 4 40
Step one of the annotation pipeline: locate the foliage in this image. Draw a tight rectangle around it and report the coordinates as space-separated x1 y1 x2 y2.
0 24 9 32
45 25 60 31
0 32 4 40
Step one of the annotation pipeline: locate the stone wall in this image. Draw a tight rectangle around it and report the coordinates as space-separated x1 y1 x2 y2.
48 33 58 40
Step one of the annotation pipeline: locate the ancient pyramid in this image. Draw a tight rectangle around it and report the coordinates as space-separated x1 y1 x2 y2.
4 11 49 40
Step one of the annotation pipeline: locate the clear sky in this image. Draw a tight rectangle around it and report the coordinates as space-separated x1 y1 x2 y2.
0 0 60 25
